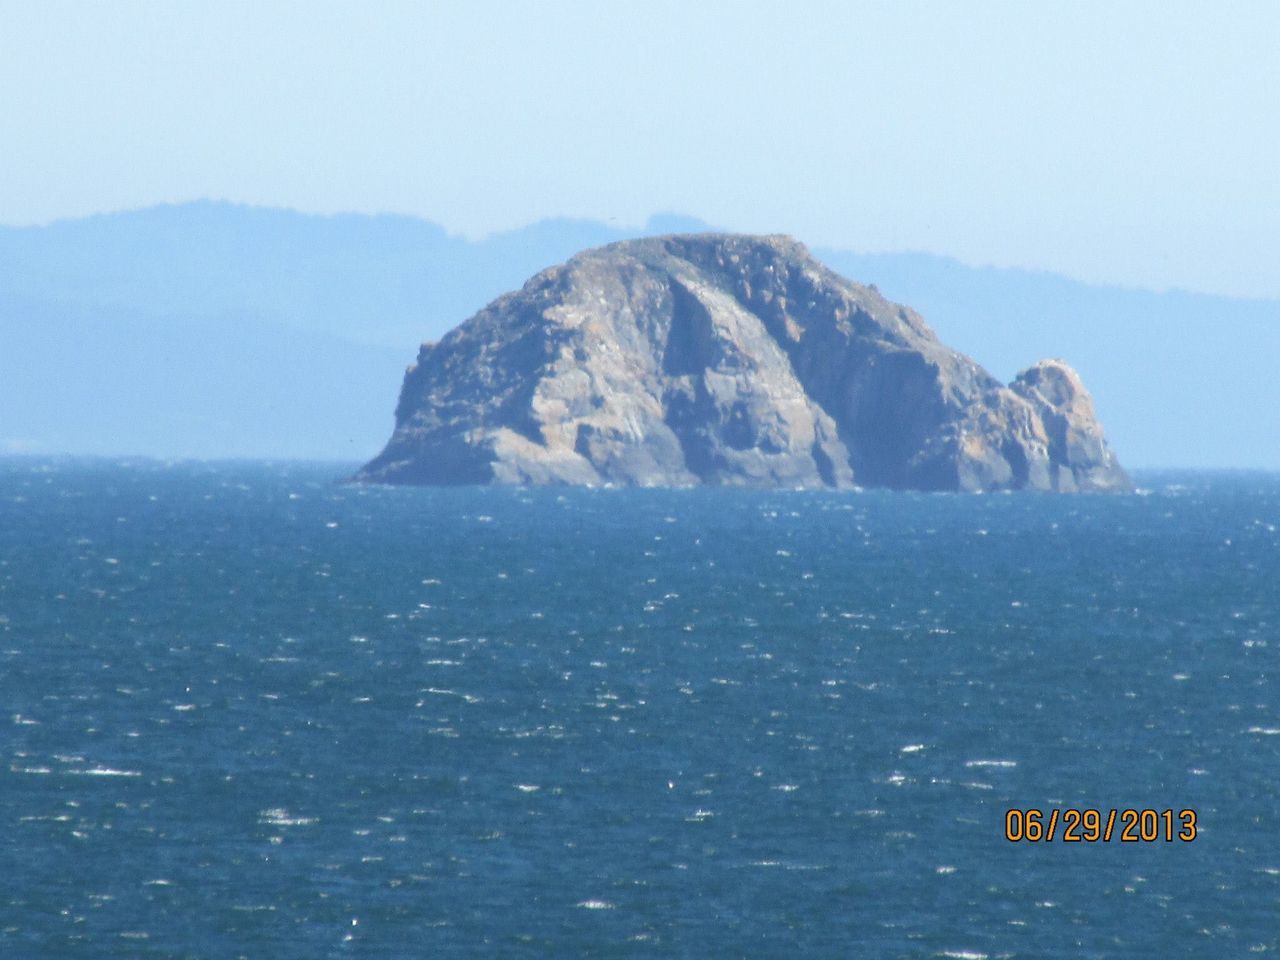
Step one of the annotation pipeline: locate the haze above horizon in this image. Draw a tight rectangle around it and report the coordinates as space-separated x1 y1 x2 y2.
4 0 1279 300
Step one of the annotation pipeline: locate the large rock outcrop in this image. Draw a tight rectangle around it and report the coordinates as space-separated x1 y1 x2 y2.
355 234 1130 492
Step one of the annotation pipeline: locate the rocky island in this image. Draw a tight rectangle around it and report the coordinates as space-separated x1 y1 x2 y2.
355 234 1130 492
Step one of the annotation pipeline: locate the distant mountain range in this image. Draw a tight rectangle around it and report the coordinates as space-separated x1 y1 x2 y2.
3 201 1276 468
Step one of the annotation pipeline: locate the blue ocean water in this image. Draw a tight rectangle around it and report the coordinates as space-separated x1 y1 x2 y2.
2 460 1278 958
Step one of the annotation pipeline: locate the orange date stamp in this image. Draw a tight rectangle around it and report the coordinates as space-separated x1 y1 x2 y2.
1004 808 1197 842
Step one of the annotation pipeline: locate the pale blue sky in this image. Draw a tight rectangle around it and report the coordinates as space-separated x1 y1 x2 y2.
3 0 1279 297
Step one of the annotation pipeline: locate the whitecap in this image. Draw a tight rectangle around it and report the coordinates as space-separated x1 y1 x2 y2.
259 808 317 826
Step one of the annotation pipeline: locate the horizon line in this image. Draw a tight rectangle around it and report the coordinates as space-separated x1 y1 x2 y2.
0 452 1274 476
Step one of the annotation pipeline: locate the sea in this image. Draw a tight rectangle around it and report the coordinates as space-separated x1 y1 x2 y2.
2 459 1278 958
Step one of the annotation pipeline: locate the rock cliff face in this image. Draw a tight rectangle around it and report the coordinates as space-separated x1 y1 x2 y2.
356 234 1130 492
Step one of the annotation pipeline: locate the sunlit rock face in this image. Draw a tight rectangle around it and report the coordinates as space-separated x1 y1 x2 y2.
356 234 1130 492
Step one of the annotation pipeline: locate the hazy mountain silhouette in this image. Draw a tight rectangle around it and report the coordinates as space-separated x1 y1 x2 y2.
3 202 1276 467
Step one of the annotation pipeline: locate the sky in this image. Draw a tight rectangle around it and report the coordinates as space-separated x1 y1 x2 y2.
2 0 1279 298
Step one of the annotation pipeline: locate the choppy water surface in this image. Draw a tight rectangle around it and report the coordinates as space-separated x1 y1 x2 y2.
2 460 1278 958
